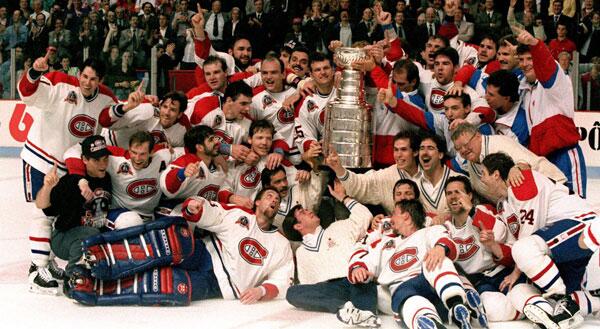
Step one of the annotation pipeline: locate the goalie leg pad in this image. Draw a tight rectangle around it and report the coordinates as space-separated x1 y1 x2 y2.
83 216 195 280
71 266 192 306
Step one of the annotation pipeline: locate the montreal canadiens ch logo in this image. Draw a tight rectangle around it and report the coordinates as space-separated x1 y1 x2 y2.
389 247 419 272
277 107 294 124
429 89 446 111
68 114 96 138
198 184 219 201
454 236 480 261
127 179 158 199
240 167 261 189
239 238 268 266
214 129 233 144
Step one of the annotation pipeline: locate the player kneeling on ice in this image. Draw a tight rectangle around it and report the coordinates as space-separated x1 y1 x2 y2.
65 187 293 306
35 136 112 294
347 199 484 329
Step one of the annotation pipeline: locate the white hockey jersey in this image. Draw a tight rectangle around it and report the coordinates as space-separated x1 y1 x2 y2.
102 103 190 148
183 198 294 300
160 152 226 202
338 165 420 215
419 78 490 119
444 206 510 275
497 170 595 242
348 225 457 295
18 70 118 175
296 198 372 284
294 89 336 153
250 87 300 162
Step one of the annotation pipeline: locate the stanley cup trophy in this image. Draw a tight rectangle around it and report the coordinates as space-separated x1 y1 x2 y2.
323 47 373 168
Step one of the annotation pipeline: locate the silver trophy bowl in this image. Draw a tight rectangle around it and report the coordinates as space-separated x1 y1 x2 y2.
323 47 373 168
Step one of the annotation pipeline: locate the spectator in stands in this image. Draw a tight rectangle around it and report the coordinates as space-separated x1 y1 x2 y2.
454 7 474 43
415 8 440 51
285 17 308 48
88 11 104 40
103 45 121 73
27 13 49 59
156 43 179 97
48 18 73 59
579 11 600 63
65 0 89 32
138 2 158 32
393 9 412 45
118 15 146 68
247 0 272 58
533 14 547 42
106 51 138 100
29 0 50 25
78 16 102 60
223 7 246 48
515 0 538 22
548 22 576 60
544 0 574 40
149 13 176 48
18 0 31 22
172 0 193 37
557 51 572 78
354 7 381 44
58 56 80 77
580 59 600 110
204 0 229 52
0 43 23 99
474 0 503 41
0 6 8 34
2 10 28 59
114 6 130 32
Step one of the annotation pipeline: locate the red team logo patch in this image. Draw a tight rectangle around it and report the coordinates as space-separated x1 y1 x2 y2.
239 238 268 266
389 247 419 272
262 95 275 109
68 114 96 138
177 283 188 294
454 236 480 261
127 179 158 199
198 184 219 201
150 130 168 144
429 89 446 111
506 214 521 238
240 167 261 189
277 107 294 124
306 100 318 113
215 129 233 144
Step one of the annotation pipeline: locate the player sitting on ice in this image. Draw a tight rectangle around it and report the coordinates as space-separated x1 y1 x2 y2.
64 131 177 229
35 135 112 293
64 187 293 306
480 152 597 329
347 199 483 329
442 176 553 324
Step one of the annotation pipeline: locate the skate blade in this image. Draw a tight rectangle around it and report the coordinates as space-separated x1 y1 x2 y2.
523 304 560 329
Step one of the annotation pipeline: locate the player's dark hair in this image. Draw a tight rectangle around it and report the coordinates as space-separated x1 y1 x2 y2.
253 187 280 210
393 178 420 200
444 175 473 195
308 52 331 72
419 131 447 161
249 119 275 137
393 59 420 88
516 44 531 56
393 130 421 153
204 55 228 72
431 35 450 48
479 34 499 52
184 125 215 154
129 130 155 151
499 35 517 48
396 199 426 229
229 37 252 51
443 92 471 108
487 70 520 103
161 90 188 113
433 47 459 66
261 165 287 188
292 45 310 57
224 80 253 102
482 152 515 181
79 57 106 80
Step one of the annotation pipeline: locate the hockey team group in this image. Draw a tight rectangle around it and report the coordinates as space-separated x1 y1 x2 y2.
16 4 600 329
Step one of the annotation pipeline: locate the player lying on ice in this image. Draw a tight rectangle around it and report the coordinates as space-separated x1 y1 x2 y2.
63 187 293 306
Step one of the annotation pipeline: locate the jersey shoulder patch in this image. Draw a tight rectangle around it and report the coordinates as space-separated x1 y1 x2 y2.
511 170 538 201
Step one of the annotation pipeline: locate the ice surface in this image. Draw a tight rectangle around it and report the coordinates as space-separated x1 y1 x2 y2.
1 158 599 329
